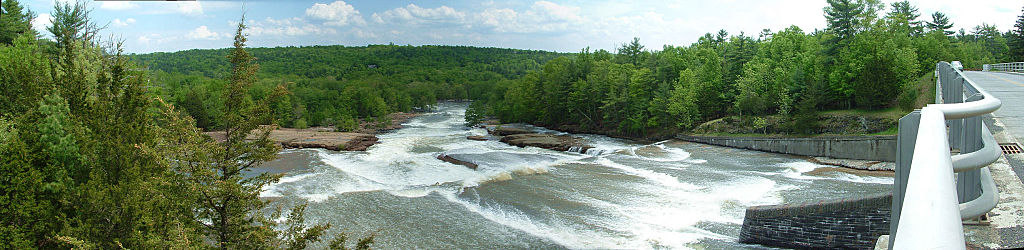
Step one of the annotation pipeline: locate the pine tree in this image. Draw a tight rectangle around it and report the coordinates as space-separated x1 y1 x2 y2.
201 16 282 249
926 12 954 36
824 0 864 52
0 0 36 45
887 1 922 36
1009 7 1024 61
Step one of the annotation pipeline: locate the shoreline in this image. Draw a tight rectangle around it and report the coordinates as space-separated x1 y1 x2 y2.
205 111 422 151
501 121 896 173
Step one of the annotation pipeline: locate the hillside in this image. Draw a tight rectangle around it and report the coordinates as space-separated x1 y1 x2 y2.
130 45 566 130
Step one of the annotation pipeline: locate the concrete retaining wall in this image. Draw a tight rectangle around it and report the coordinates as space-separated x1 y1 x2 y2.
738 193 891 249
677 135 896 161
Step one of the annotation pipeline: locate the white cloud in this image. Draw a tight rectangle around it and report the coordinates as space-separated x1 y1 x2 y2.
176 2 203 16
100 2 138 11
187 26 220 40
32 13 52 34
476 1 583 33
374 4 466 24
247 17 338 36
306 1 365 26
111 18 136 28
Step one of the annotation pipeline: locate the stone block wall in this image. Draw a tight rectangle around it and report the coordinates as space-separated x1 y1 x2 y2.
738 193 891 249
677 135 897 161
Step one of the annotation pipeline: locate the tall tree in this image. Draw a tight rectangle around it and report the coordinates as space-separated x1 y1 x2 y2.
1010 7 1024 61
0 0 36 44
616 37 646 66
926 12 954 36
887 1 923 36
824 0 864 52
202 17 282 249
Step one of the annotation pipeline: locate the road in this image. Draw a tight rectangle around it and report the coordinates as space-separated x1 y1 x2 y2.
960 71 1024 249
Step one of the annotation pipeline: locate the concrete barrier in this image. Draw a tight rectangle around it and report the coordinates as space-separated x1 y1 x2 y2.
677 135 896 161
739 193 892 249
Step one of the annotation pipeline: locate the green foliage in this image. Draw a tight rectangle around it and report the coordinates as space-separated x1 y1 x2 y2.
926 12 954 36
134 45 563 130
464 101 487 127
294 118 309 129
487 0 1007 138
0 0 35 45
335 114 357 132
1010 7 1024 61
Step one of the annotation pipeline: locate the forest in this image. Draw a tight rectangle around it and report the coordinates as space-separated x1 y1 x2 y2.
480 0 1024 139
1 0 372 248
132 45 564 130
5 0 1024 248
127 0 1024 140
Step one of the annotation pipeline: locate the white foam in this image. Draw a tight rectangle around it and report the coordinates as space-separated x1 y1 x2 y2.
595 157 700 190
779 161 823 180
832 172 894 184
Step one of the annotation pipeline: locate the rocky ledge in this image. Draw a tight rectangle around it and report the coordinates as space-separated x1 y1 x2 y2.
206 127 380 151
808 156 894 171
499 133 593 153
489 126 534 136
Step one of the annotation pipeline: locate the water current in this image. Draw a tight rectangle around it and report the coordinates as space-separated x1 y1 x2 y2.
259 102 892 249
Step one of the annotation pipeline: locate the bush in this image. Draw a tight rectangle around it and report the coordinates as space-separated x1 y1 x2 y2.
465 101 486 127
294 118 308 129
897 84 918 112
335 114 358 132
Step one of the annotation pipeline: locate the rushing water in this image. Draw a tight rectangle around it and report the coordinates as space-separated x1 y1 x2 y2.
259 102 892 249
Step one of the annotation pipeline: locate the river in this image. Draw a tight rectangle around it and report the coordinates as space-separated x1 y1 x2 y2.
259 102 892 249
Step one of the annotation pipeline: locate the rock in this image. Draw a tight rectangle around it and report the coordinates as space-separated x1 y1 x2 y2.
490 126 533 136
343 134 379 151
808 156 895 171
466 135 487 141
437 153 478 169
499 133 593 153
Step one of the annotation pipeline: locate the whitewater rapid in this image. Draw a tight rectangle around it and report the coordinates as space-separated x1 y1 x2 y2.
259 102 892 249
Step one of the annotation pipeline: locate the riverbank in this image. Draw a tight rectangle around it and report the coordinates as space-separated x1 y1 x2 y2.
205 112 421 151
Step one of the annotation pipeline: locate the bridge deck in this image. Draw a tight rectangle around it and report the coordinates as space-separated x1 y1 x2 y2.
958 71 1024 249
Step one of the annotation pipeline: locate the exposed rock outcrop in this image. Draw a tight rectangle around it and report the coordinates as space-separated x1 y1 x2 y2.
489 127 533 136
206 127 380 151
436 153 478 169
466 135 488 141
499 133 593 153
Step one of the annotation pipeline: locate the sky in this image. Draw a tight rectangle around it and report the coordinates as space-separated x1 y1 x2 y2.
20 0 1024 54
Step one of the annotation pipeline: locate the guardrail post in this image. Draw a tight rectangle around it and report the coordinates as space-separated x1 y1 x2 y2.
949 75 965 148
957 94 985 205
891 110 921 249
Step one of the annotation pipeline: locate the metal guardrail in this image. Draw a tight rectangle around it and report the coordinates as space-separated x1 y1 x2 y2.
984 62 1024 72
890 62 1002 249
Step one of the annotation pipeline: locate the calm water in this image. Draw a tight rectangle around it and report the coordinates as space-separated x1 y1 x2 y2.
259 102 892 249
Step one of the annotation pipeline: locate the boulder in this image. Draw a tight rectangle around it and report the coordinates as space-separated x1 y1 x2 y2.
490 126 533 136
437 153 478 169
343 134 379 151
466 135 488 141
499 133 593 153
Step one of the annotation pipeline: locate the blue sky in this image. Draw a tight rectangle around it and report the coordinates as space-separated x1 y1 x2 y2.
22 0 1023 54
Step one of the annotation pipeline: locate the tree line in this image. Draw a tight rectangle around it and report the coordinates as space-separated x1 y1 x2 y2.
477 0 1024 139
1 0 372 248
132 44 564 130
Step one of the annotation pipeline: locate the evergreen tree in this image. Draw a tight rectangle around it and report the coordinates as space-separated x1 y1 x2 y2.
926 12 954 36
824 0 864 53
616 37 645 66
1010 7 1024 61
0 0 35 45
887 1 923 36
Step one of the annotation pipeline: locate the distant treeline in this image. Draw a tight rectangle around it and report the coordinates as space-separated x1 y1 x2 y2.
131 45 565 130
478 0 1024 139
